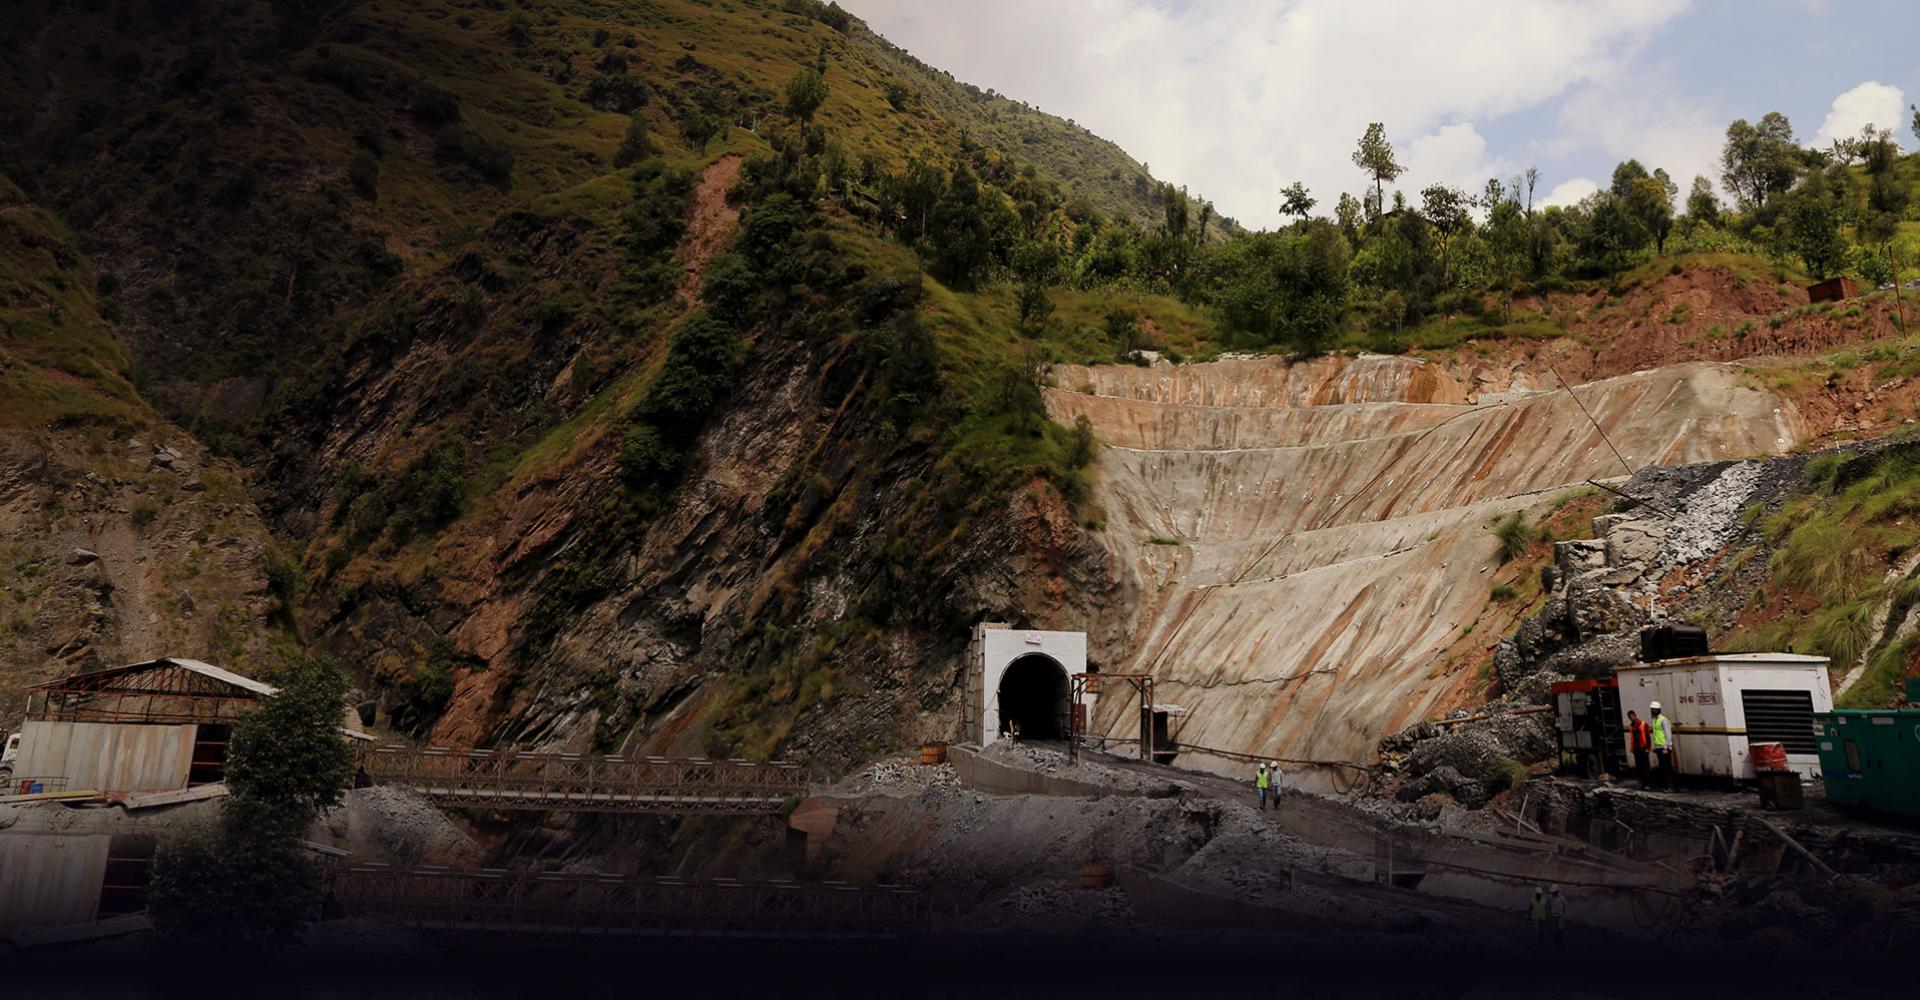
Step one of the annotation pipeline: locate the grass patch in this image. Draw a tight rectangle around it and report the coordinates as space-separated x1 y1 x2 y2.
1728 444 1920 678
1490 511 1536 563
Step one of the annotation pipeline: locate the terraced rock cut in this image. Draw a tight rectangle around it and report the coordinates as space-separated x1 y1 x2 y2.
1048 355 1806 766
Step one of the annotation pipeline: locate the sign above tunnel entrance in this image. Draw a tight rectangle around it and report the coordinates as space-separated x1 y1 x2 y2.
966 625 1089 747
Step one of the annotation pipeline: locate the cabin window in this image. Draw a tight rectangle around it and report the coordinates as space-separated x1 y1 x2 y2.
97 835 156 917
189 724 232 785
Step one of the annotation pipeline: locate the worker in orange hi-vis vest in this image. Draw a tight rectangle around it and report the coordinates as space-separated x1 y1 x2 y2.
1627 710 1652 787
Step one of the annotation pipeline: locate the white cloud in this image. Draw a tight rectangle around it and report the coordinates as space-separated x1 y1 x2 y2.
1542 177 1600 208
1811 80 1906 148
844 0 1691 227
1545 71 1726 197
1403 123 1509 200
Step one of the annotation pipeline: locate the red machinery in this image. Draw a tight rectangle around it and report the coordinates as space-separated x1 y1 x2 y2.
1551 678 1629 778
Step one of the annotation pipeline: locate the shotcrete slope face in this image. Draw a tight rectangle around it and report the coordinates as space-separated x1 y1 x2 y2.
1046 356 1803 766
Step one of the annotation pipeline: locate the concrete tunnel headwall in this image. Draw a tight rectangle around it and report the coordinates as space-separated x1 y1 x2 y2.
965 626 1090 746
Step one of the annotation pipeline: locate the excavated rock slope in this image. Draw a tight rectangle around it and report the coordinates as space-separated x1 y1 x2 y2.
1047 355 1804 765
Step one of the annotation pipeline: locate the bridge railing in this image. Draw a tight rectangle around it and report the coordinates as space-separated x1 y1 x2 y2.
358 745 809 813
325 864 927 938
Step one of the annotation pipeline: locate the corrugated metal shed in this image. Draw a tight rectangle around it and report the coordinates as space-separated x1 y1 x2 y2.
16 657 272 795
0 832 112 933
13 720 196 793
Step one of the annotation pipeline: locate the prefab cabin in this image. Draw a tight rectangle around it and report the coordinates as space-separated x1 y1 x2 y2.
1614 653 1832 780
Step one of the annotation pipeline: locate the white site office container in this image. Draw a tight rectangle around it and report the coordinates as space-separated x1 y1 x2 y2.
1614 654 1832 780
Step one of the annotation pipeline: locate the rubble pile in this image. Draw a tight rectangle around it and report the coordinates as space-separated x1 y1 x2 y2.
853 759 961 793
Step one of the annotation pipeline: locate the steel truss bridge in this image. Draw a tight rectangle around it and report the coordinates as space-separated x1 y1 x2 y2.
326 864 927 939
359 745 808 814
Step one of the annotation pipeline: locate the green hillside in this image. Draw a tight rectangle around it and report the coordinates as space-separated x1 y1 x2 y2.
5 0 1920 750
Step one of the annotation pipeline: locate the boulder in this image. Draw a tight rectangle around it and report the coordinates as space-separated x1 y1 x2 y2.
1553 539 1607 578
1590 512 1638 538
1604 519 1667 568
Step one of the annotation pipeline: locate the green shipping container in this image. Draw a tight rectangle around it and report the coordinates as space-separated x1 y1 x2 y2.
1814 704 1920 816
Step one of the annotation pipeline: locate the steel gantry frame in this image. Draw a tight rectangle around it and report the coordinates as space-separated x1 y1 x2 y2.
1069 672 1155 762
325 864 929 939
359 745 808 814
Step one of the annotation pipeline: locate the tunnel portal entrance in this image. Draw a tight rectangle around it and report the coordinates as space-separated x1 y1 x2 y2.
996 654 1069 740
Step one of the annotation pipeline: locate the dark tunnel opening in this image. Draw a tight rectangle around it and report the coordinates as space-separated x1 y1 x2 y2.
997 654 1069 740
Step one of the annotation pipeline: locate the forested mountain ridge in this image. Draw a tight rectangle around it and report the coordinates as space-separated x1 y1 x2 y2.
3 0 1920 761
0 0 1211 755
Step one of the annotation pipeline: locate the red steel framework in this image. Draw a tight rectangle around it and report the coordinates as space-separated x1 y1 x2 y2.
359 745 809 814
25 661 265 725
324 864 928 938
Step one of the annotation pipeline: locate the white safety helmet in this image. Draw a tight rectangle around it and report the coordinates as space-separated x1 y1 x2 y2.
1649 700 1662 710
1271 761 1280 769
1550 884 1561 895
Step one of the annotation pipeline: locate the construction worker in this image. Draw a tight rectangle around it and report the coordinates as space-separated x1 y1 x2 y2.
1529 886 1548 950
1269 761 1284 811
1547 885 1567 947
1255 763 1271 809
1649 701 1674 789
1627 709 1652 787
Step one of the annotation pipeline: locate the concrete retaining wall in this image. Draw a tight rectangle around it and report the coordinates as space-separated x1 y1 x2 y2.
946 745 1122 799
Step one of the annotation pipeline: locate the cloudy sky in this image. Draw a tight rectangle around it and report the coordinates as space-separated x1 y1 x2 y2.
841 0 1919 228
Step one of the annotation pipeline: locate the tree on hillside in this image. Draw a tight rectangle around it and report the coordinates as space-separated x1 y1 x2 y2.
224 656 355 818
613 113 654 168
891 158 944 244
1011 239 1061 337
1609 158 1649 197
1624 169 1676 255
1208 223 1350 354
785 67 827 123
1483 191 1529 321
930 162 1016 286
1720 112 1800 212
1005 164 1061 239
1782 183 1850 279
1480 177 1507 214
1161 182 1191 240
1573 189 1649 274
1685 175 1721 227
682 113 721 153
1334 192 1363 240
1419 184 1469 285
1279 181 1316 222
149 656 354 948
1862 126 1910 319
1351 123 1404 223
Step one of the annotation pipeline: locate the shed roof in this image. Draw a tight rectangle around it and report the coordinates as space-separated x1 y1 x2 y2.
31 657 277 698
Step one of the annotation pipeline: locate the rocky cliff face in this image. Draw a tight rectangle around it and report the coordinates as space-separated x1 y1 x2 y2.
0 428 275 732
0 177 276 731
1049 355 1806 767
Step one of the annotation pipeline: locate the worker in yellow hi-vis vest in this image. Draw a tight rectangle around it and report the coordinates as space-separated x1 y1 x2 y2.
1649 701 1675 789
